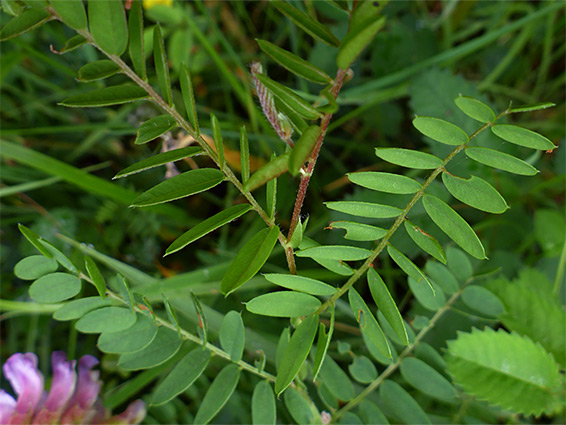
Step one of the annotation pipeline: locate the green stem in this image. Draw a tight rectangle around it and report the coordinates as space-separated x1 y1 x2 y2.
553 238 566 296
0 299 63 314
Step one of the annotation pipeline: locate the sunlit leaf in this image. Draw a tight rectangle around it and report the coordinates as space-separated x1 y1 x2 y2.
328 221 387 242
119 326 182 370
491 124 556 150
325 201 402 219
454 95 495 123
219 311 245 362
98 313 157 354
88 0 128 56
252 381 276 425
59 85 149 107
348 171 421 194
337 17 385 69
76 306 135 333
263 273 337 296
0 7 51 41
375 148 443 169
289 125 322 176
442 173 509 214
404 220 446 264
114 146 203 179
465 147 538 176
194 365 240 425
296 245 372 261
29 272 81 303
246 291 321 317
14 255 57 280
51 0 87 30
77 60 121 82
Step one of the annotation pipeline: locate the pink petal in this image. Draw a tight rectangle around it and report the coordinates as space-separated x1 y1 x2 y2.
104 400 146 425
0 390 16 424
3 353 44 418
60 355 100 423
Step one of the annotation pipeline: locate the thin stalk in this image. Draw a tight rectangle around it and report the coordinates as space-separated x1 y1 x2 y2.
553 238 566 296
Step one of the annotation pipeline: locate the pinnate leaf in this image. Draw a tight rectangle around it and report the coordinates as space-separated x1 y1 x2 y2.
180 64 199 134
454 95 495 123
380 380 431 424
491 124 556 150
114 146 203 179
375 148 443 169
387 245 435 293
318 354 355 401
88 0 128 56
18 223 52 258
128 0 145 79
413 116 469 146
84 256 106 298
509 102 555 113
442 173 509 214
312 305 334 381
349 355 377 384
53 297 115 321
461 285 505 317
153 25 172 105
59 85 149 107
244 153 289 192
76 306 135 333
289 125 322 176
193 365 240 425
465 147 538 176
246 291 321 317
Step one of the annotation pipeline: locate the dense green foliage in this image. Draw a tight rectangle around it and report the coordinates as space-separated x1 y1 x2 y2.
1 1 565 424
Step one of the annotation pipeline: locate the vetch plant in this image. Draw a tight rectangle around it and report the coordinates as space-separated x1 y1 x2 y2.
1 1 564 424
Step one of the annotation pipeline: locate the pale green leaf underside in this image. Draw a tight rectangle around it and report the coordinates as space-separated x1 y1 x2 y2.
375 148 443 169
328 221 387 241
97 313 157 354
348 171 421 194
53 296 116 321
461 285 505 317
246 291 321 317
263 273 337 296
325 201 402 219
465 147 538 176
491 124 556 150
14 255 58 280
75 306 135 333
296 245 372 261
442 173 509 214
119 326 182 370
401 357 458 402
29 272 81 303
413 116 469 146
219 311 245 362
194 365 241 425
454 95 495 123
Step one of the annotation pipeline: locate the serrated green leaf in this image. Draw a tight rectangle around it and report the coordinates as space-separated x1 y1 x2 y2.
465 147 538 176
284 387 314 425
328 221 387 242
114 146 203 179
98 313 157 354
0 7 51 41
135 114 176 145
119 326 182 370
220 226 280 295
422 194 486 259
318 354 355 401
491 124 556 150
84 256 106 298
400 357 458 402
289 125 322 176
194 365 240 425
255 74 321 120
272 1 340 47
325 201 402 219
29 272 81 303
461 285 505 317
312 304 334 381
509 102 555 113
257 39 331 84
379 380 432 425
375 148 443 169
263 273 337 296
348 171 421 194
349 287 391 360
296 245 372 261
166 204 251 256
387 245 435 293
14 255 58 280
408 276 445 311
77 60 121 82
252 381 276 425
50 0 86 29
275 314 319 395
446 328 564 416
349 355 377 384
153 25 172 105
75 306 135 333
53 296 115 321
454 95 495 123
244 153 289 192
367 268 408 346
88 0 128 56
404 220 446 264
59 85 149 107
128 0 145 79
219 311 245 362
442 173 509 214
18 223 52 258
151 348 211 406
337 17 385 70
246 291 321 317
413 116 469 146
131 168 224 207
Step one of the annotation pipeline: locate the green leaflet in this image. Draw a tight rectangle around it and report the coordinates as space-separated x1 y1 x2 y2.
358 400 389 425
252 381 276 425
51 0 87 30
244 153 290 192
180 65 200 134
29 272 81 303
75 306 135 333
98 313 157 354
288 125 322 176
151 348 211 406
77 60 121 82
18 224 52 258
263 273 337 296
0 7 51 41
39 239 77 274
446 328 564 416
461 285 505 317
349 1 386 31
442 173 509 214
165 204 252 256
220 226 280 295
14 255 58 280
454 95 495 123
367 268 409 346
491 124 556 150
135 114 177 145
114 146 203 179
408 276 445 311
275 314 319 396
87 0 128 56
53 297 116 321
128 0 145 79
255 74 322 120
422 194 486 260
296 245 372 261
153 25 172 105
400 357 458 403
219 311 245 362
379 380 431 425
425 261 459 295
266 172 277 220
318 355 355 401
57 34 87 54
446 246 473 282
194 365 240 425
131 168 224 207
404 220 446 264
256 39 331 84
211 114 225 167
375 148 443 169
284 388 315 425
387 245 435 294
115 275 136 311
240 125 249 183
348 171 421 194
349 287 391 360
59 85 149 107
162 293 180 338
119 326 182 370
246 291 321 317
337 17 385 70
84 256 106 298
312 304 334 381
349 355 377 384
328 221 387 241
271 1 339 47
465 147 538 176
509 102 555 113
325 201 402 219
413 116 469 146
299 237 354 276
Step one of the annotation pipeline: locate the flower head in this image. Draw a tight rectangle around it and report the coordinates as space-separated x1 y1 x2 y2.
0 352 145 425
